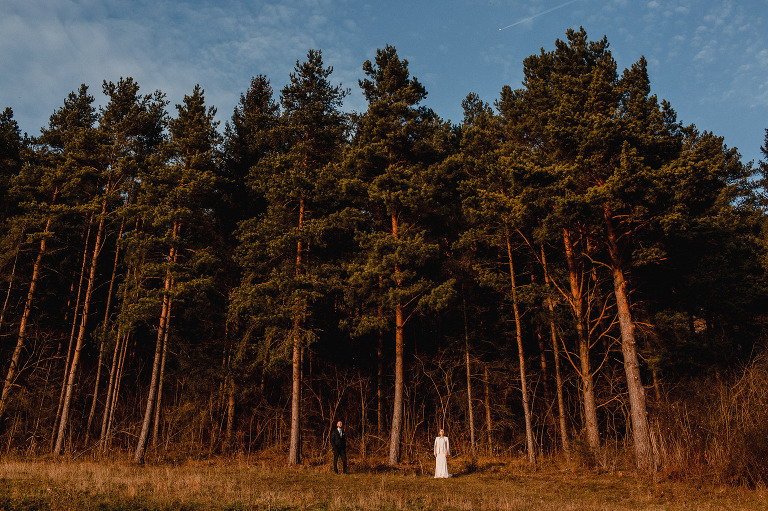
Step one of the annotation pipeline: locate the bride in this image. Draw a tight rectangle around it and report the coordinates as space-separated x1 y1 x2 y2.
433 428 451 478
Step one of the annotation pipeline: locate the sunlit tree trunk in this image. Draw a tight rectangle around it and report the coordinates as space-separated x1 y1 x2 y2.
99 258 135 452
532 268 556 450
604 208 653 472
55 201 108 455
152 299 171 448
388 214 404 465
134 293 171 463
152 230 178 450
505 224 535 465
288 197 305 465
86 218 124 445
134 219 179 464
51 213 92 449
563 228 600 456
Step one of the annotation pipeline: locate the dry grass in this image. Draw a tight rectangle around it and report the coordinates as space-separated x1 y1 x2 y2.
1 455 766 510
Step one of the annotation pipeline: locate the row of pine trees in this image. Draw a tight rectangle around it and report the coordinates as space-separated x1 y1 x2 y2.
0 29 766 476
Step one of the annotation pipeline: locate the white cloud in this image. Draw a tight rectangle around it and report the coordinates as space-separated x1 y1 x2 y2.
757 49 768 67
693 45 714 63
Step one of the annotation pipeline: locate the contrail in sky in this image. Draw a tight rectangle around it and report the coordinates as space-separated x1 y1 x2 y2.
498 0 580 31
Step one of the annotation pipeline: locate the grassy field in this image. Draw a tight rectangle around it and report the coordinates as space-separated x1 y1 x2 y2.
1 455 766 510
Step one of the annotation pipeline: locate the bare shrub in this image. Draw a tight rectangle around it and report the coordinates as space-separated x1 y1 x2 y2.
655 352 768 485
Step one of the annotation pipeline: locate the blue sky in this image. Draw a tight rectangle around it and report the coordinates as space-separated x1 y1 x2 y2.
2 0 767 165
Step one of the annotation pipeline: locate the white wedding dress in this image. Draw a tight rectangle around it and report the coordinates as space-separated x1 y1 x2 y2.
434 436 451 478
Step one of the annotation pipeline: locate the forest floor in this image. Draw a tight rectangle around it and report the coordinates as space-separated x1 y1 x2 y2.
0 454 766 510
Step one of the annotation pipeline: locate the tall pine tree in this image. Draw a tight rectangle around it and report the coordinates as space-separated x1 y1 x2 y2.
345 45 453 465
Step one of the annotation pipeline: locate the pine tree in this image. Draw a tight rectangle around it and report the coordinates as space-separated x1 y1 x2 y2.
458 92 537 464
0 108 24 223
54 77 167 454
232 50 349 465
0 86 97 425
0 107 26 333
134 84 219 464
222 75 279 223
221 75 280 451
518 28 684 472
345 45 453 465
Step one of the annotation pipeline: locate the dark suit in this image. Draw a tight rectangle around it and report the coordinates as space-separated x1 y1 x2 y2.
330 426 347 473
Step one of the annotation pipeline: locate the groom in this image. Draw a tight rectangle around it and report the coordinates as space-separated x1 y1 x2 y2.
330 420 347 474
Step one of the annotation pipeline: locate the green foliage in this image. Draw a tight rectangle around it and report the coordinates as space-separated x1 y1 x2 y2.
230 49 349 366
0 107 24 220
342 45 454 337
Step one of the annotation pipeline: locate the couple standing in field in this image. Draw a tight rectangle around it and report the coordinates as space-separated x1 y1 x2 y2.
330 420 451 478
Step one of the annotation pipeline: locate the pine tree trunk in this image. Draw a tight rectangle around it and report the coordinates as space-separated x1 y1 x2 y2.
224 370 236 453
377 282 384 438
288 197 306 466
651 366 662 403
359 371 366 459
0 212 54 422
563 228 600 456
388 214 404 466
85 218 124 445
151 299 171 448
483 364 493 454
54 203 108 455
152 240 177 450
134 220 179 464
463 295 476 454
648 326 663 404
134 282 171 464
299 346 304 454
52 214 93 449
288 329 302 464
99 330 123 453
505 224 535 465
536 324 558 449
542 246 570 460
388 301 404 465
532 260 556 448
102 331 129 451
99 261 134 453
604 209 653 472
